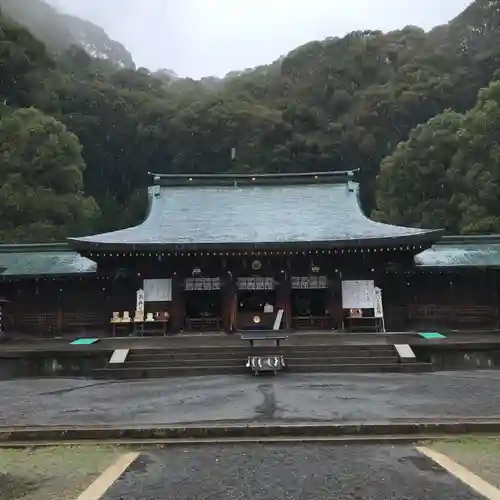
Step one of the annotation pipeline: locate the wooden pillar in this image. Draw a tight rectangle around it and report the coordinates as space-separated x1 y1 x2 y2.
221 272 237 333
408 274 415 330
327 276 342 330
449 274 456 329
56 306 63 335
230 288 237 333
56 285 63 335
170 275 185 332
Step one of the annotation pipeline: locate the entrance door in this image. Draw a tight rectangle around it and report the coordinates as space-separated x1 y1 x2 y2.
291 275 330 329
292 289 330 329
236 276 276 330
184 277 222 331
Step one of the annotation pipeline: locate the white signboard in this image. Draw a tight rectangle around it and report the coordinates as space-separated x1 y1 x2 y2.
144 279 172 302
373 287 384 318
394 344 415 360
341 280 375 309
109 349 129 364
136 288 145 312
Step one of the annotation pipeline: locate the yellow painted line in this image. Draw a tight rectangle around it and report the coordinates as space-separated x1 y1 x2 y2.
76 451 140 500
417 446 500 500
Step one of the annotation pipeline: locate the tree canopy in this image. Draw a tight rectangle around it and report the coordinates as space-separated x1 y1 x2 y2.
375 81 500 234
0 107 98 242
1 0 500 241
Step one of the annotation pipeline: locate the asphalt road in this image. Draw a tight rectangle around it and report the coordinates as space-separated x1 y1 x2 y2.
101 443 482 500
2 371 500 426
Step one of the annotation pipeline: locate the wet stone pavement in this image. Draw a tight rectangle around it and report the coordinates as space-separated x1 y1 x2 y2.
101 443 483 500
1 371 500 426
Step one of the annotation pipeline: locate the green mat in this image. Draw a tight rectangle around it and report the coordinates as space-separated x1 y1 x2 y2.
418 332 447 339
71 338 99 345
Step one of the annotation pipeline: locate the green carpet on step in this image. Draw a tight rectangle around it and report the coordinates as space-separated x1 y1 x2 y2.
71 338 99 345
418 332 447 339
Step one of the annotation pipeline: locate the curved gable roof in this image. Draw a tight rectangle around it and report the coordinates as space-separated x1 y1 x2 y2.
69 172 443 251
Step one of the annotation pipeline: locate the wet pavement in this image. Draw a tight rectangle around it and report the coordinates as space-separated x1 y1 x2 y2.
2 371 500 426
101 443 482 500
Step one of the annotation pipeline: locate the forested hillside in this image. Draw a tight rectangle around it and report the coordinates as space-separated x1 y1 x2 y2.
0 0 134 68
1 0 500 243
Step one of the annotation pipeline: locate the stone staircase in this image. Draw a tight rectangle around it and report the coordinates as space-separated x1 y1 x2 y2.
92 344 432 379
282 345 430 373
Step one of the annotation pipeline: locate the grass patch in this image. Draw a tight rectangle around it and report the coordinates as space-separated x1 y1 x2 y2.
0 445 126 500
430 437 500 488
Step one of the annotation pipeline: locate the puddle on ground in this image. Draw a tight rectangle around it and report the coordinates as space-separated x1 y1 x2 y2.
400 456 447 474
125 453 151 474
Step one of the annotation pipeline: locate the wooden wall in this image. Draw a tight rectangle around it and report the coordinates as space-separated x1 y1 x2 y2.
383 270 499 331
1 277 137 336
1 264 499 336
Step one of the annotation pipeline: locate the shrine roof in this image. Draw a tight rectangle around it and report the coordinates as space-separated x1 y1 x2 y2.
415 235 500 268
0 244 96 278
68 171 442 251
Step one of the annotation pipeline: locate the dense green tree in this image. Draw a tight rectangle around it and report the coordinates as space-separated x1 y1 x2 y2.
375 80 500 234
448 81 500 233
0 107 99 242
0 9 55 108
374 111 464 231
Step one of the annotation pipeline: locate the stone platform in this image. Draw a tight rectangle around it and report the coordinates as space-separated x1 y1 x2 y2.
3 329 500 351
1 331 500 379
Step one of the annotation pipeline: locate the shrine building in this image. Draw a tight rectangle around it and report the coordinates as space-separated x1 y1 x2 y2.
1 171 499 336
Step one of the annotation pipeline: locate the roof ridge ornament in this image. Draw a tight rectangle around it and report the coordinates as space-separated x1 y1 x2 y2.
147 170 359 187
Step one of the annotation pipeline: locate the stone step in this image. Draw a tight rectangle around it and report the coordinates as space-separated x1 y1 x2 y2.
127 349 278 361
123 355 399 369
285 356 399 365
277 350 396 359
288 362 433 373
93 365 249 379
128 347 395 362
93 361 432 379
126 344 395 356
124 358 245 368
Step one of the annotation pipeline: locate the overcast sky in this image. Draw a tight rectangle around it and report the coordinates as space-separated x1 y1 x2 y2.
47 0 472 79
